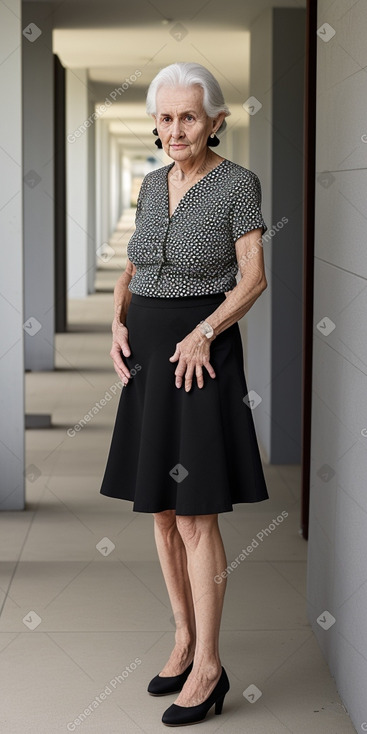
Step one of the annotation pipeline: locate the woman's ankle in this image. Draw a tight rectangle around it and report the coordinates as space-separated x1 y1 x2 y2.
174 637 196 656
159 643 195 676
191 653 221 676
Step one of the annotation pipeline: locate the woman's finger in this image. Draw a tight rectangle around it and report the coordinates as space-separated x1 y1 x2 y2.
112 324 131 357
183 364 195 392
174 358 189 388
110 345 129 375
121 342 131 357
113 335 131 358
169 344 180 362
110 344 131 382
113 362 130 385
195 364 204 389
204 360 216 379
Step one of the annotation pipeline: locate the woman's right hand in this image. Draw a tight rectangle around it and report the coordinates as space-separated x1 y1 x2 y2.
110 318 131 385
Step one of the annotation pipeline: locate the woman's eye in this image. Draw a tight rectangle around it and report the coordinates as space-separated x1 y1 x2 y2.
161 116 194 122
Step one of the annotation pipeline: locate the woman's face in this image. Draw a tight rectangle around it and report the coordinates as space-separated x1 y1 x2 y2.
154 84 225 162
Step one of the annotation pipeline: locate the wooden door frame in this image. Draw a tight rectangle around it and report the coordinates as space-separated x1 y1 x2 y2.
301 0 317 540
54 54 67 333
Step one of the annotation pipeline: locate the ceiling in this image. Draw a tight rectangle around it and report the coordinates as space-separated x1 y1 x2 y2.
25 0 306 156
50 0 305 92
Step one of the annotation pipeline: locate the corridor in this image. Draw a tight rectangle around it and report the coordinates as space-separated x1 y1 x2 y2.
0 212 355 733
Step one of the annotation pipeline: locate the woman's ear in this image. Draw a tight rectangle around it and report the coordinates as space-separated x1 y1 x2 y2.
213 112 226 133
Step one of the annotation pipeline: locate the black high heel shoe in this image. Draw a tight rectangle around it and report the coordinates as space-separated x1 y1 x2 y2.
161 666 230 726
147 661 193 696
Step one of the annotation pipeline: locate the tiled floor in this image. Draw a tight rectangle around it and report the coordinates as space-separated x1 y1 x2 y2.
0 212 356 732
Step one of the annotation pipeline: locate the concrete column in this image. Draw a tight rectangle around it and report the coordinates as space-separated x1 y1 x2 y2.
66 68 95 298
121 154 132 212
95 118 111 255
87 95 96 294
117 147 124 215
109 135 121 232
23 2 55 370
0 0 24 510
117 144 123 219
248 7 306 463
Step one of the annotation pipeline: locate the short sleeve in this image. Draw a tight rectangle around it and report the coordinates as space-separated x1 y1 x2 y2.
230 171 267 242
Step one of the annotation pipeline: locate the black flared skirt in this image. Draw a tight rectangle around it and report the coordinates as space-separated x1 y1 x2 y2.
99 292 269 515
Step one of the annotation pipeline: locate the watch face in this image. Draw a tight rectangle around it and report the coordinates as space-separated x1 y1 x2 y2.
201 322 213 337
198 320 213 337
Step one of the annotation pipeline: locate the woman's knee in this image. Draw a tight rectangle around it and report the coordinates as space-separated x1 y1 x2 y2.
152 508 176 531
176 514 218 547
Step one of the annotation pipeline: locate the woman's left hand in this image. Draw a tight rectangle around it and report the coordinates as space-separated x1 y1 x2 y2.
169 329 216 391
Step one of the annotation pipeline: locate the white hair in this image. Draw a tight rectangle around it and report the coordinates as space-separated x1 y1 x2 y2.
146 62 231 134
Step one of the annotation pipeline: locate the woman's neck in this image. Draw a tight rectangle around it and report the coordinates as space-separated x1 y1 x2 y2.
170 149 217 180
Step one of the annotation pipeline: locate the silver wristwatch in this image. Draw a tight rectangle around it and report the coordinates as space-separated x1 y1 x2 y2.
197 320 214 339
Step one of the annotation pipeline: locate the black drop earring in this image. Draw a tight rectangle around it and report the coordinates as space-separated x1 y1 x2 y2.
207 132 220 147
152 128 163 149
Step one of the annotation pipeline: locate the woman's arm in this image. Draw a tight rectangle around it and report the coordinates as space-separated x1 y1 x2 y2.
197 227 267 338
169 228 267 391
110 258 136 384
112 258 136 327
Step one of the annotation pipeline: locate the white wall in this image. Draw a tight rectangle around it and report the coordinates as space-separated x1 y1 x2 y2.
307 2 367 729
231 126 249 170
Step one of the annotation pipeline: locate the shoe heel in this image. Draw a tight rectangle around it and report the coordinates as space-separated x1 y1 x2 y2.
215 693 226 715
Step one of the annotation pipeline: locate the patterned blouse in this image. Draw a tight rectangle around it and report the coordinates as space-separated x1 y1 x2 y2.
127 158 267 298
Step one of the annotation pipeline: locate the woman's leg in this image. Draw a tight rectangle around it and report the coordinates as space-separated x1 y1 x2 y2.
153 509 196 676
173 513 227 707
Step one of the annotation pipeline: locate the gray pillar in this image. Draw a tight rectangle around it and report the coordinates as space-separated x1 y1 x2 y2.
248 8 306 463
23 2 55 370
0 0 25 509
66 69 96 298
117 146 124 216
95 118 111 253
109 135 120 233
121 154 132 212
87 96 96 294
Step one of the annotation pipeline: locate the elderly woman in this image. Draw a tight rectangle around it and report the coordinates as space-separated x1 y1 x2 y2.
99 62 269 727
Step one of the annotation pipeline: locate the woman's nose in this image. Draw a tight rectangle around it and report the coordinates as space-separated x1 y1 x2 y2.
171 119 184 138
